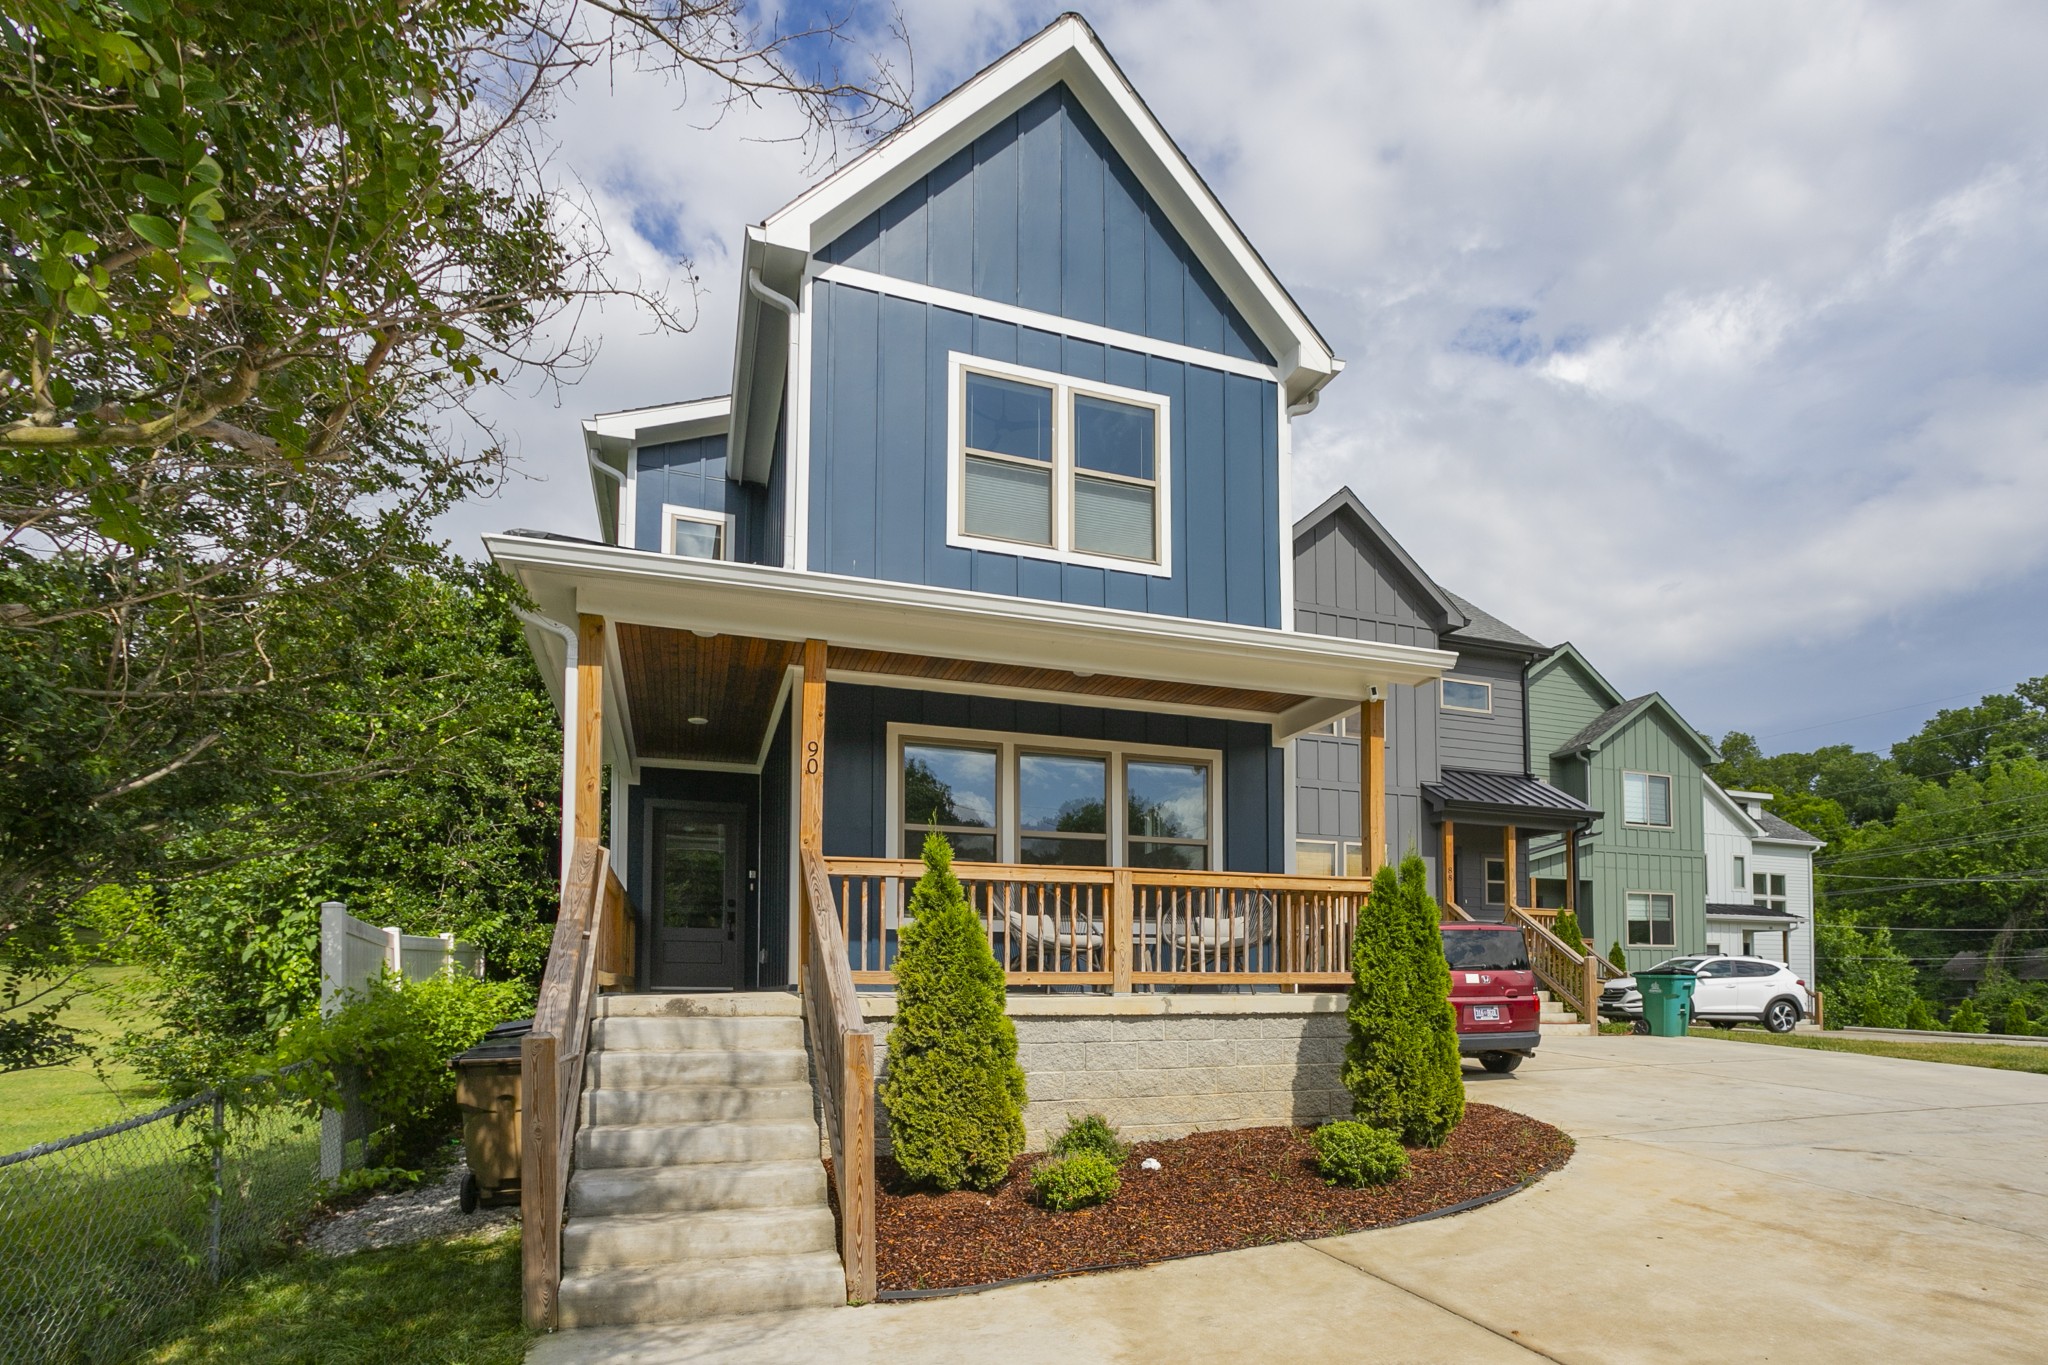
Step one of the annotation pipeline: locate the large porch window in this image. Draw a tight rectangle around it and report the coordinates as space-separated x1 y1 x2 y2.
893 725 1216 869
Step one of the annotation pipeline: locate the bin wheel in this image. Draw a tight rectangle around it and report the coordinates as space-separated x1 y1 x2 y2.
459 1172 479 1214
1479 1053 1522 1074
1631 1019 1650 1035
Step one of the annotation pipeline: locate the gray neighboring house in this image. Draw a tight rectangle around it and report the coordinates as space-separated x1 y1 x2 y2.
1290 489 1595 921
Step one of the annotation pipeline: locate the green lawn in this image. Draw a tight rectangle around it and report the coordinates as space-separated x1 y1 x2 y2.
1691 1026 2048 1076
0 966 164 1153
141 1232 531 1365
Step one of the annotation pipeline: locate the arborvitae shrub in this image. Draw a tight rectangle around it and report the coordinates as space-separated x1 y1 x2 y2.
1609 941 1628 973
1049 1113 1128 1165
1030 1149 1120 1210
1341 854 1465 1148
1550 908 1583 948
1904 998 1937 1031
2003 999 2031 1036
879 832 1026 1191
1948 998 1989 1034
1308 1120 1409 1187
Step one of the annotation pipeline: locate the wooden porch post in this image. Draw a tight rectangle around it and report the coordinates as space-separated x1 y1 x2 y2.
798 639 828 975
1564 830 1580 925
574 614 606 846
1502 825 1518 912
1362 699 1387 876
1440 820 1457 910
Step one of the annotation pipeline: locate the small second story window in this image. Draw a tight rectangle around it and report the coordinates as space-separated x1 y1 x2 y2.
662 506 732 561
1734 854 1746 889
1623 771 1672 827
1441 679 1493 714
1752 871 1788 912
952 356 1171 574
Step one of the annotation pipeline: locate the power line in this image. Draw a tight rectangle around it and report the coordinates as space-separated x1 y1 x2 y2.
1756 688 2003 741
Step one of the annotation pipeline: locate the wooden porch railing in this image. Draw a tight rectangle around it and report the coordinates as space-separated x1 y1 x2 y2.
521 840 632 1330
800 847 876 1302
1503 904 1601 1030
824 858 1371 989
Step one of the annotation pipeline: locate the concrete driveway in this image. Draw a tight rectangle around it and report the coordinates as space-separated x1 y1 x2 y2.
531 1035 2048 1364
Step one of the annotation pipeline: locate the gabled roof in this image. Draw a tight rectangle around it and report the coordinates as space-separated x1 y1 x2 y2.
1293 487 1466 635
1553 693 1720 765
1527 642 1628 710
1442 591 1547 656
581 397 731 545
729 13 1341 482
1704 778 1768 839
1713 782 1825 846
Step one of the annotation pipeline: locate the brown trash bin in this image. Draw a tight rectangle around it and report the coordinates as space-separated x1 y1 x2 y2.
452 1019 530 1212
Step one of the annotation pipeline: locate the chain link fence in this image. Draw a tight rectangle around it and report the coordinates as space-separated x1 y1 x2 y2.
0 1065 333 1365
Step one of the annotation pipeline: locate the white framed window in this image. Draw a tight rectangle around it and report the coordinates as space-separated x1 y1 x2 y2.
946 353 1172 576
1294 840 1365 877
1626 891 1676 946
661 504 735 561
1733 855 1746 889
1484 857 1507 905
890 723 1217 868
1441 679 1493 714
1752 871 1788 913
1623 771 1673 827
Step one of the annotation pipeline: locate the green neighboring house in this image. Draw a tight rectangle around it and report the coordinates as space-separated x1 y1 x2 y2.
1526 645 1719 972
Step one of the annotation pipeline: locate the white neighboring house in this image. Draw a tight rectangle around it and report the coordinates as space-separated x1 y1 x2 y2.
1703 782 1824 985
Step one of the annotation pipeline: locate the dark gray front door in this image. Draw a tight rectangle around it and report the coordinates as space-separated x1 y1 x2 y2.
651 807 745 990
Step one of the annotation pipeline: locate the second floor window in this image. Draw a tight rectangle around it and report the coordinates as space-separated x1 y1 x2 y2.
1623 771 1672 827
1752 871 1788 912
1441 679 1493 713
952 357 1170 574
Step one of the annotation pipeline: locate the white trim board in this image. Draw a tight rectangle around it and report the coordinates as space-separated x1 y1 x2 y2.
813 264 1280 384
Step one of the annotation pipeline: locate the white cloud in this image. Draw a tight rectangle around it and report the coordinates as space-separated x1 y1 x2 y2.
446 0 2048 744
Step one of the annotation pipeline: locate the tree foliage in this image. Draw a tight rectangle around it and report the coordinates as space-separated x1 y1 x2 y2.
1342 854 1463 1148
879 833 1026 1192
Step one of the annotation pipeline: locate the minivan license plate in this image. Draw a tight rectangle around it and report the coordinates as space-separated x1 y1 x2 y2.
1472 1005 1500 1021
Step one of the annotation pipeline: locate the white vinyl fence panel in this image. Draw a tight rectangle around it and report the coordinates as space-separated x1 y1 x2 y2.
317 902 485 1177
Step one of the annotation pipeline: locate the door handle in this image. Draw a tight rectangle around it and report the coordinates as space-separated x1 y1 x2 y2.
726 898 737 941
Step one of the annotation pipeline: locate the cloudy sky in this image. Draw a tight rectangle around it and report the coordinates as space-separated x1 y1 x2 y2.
447 0 2048 756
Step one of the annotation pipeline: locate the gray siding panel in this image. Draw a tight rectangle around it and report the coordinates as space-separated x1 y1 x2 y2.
808 279 1280 626
633 433 770 564
823 683 1281 872
1290 516 1437 648
819 87 1271 364
1437 652 1527 774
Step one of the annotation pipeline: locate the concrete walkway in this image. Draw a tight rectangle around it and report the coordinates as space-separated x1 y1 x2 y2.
530 1035 2048 1364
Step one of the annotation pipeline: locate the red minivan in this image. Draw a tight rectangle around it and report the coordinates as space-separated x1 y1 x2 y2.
1441 923 1541 1073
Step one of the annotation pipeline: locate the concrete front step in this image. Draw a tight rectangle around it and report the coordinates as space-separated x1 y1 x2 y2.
576 1119 819 1170
563 1206 837 1271
597 991 803 1019
1539 1010 1580 1025
592 1014 805 1053
583 1081 814 1127
557 1250 846 1328
584 1047 808 1090
569 1159 829 1217
1541 1022 1594 1036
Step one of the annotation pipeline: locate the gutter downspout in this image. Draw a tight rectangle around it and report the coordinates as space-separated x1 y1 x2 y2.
515 608 580 891
748 267 803 567
587 452 625 545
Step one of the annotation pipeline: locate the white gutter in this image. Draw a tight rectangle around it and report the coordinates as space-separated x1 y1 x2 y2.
748 268 800 316
515 608 580 889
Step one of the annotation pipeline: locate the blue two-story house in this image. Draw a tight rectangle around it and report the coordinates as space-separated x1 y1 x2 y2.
491 17 1457 997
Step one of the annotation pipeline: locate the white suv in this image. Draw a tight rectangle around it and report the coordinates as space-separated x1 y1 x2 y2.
1600 955 1813 1033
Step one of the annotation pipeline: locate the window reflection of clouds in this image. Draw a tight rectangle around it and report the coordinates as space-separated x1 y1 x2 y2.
1018 753 1106 832
1127 761 1208 839
903 744 995 827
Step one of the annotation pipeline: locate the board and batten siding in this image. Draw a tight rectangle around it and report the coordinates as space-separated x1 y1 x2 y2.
807 279 1281 626
1291 515 1440 649
1527 654 1616 776
823 682 1284 873
1578 710 1710 971
819 85 1270 365
1437 650 1527 776
633 433 776 565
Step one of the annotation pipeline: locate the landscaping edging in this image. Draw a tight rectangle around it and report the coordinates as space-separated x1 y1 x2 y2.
852 1102 1573 1295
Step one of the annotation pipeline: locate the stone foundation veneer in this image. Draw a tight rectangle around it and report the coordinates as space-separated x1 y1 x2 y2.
856 994 1353 1150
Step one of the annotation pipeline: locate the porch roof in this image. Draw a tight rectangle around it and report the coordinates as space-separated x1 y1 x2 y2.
487 533 1458 767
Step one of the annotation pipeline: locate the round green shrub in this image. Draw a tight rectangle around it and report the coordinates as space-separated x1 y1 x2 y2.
878 832 1027 1192
1309 1120 1409 1187
1030 1149 1121 1211
1049 1113 1128 1165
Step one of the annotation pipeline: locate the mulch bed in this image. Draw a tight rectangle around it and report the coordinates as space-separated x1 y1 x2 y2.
840 1103 1572 1295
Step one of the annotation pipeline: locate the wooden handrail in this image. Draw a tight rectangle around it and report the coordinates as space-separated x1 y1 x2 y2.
1502 903 1599 1029
521 839 617 1331
800 847 876 1304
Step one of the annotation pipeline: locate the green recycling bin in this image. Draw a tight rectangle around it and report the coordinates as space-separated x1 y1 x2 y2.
1635 970 1697 1036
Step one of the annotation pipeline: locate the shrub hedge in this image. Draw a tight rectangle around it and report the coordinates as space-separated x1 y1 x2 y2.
1308 1120 1409 1187
1049 1113 1128 1166
1030 1149 1121 1211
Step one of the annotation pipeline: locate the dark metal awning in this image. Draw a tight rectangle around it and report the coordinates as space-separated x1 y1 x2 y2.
1422 768 1599 830
1704 903 1799 921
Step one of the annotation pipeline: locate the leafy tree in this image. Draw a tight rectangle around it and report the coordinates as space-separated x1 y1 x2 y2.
1904 997 1937 1031
879 833 1026 1191
1890 684 2048 784
1947 998 1989 1033
1813 917 1919 1028
1342 854 1463 1147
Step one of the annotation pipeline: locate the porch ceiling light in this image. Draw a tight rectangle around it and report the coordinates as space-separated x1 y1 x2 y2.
687 715 709 725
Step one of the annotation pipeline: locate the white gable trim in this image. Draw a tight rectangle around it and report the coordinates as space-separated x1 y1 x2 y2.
756 15 1336 402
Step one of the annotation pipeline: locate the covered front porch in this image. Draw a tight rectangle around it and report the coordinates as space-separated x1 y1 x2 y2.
490 533 1458 995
